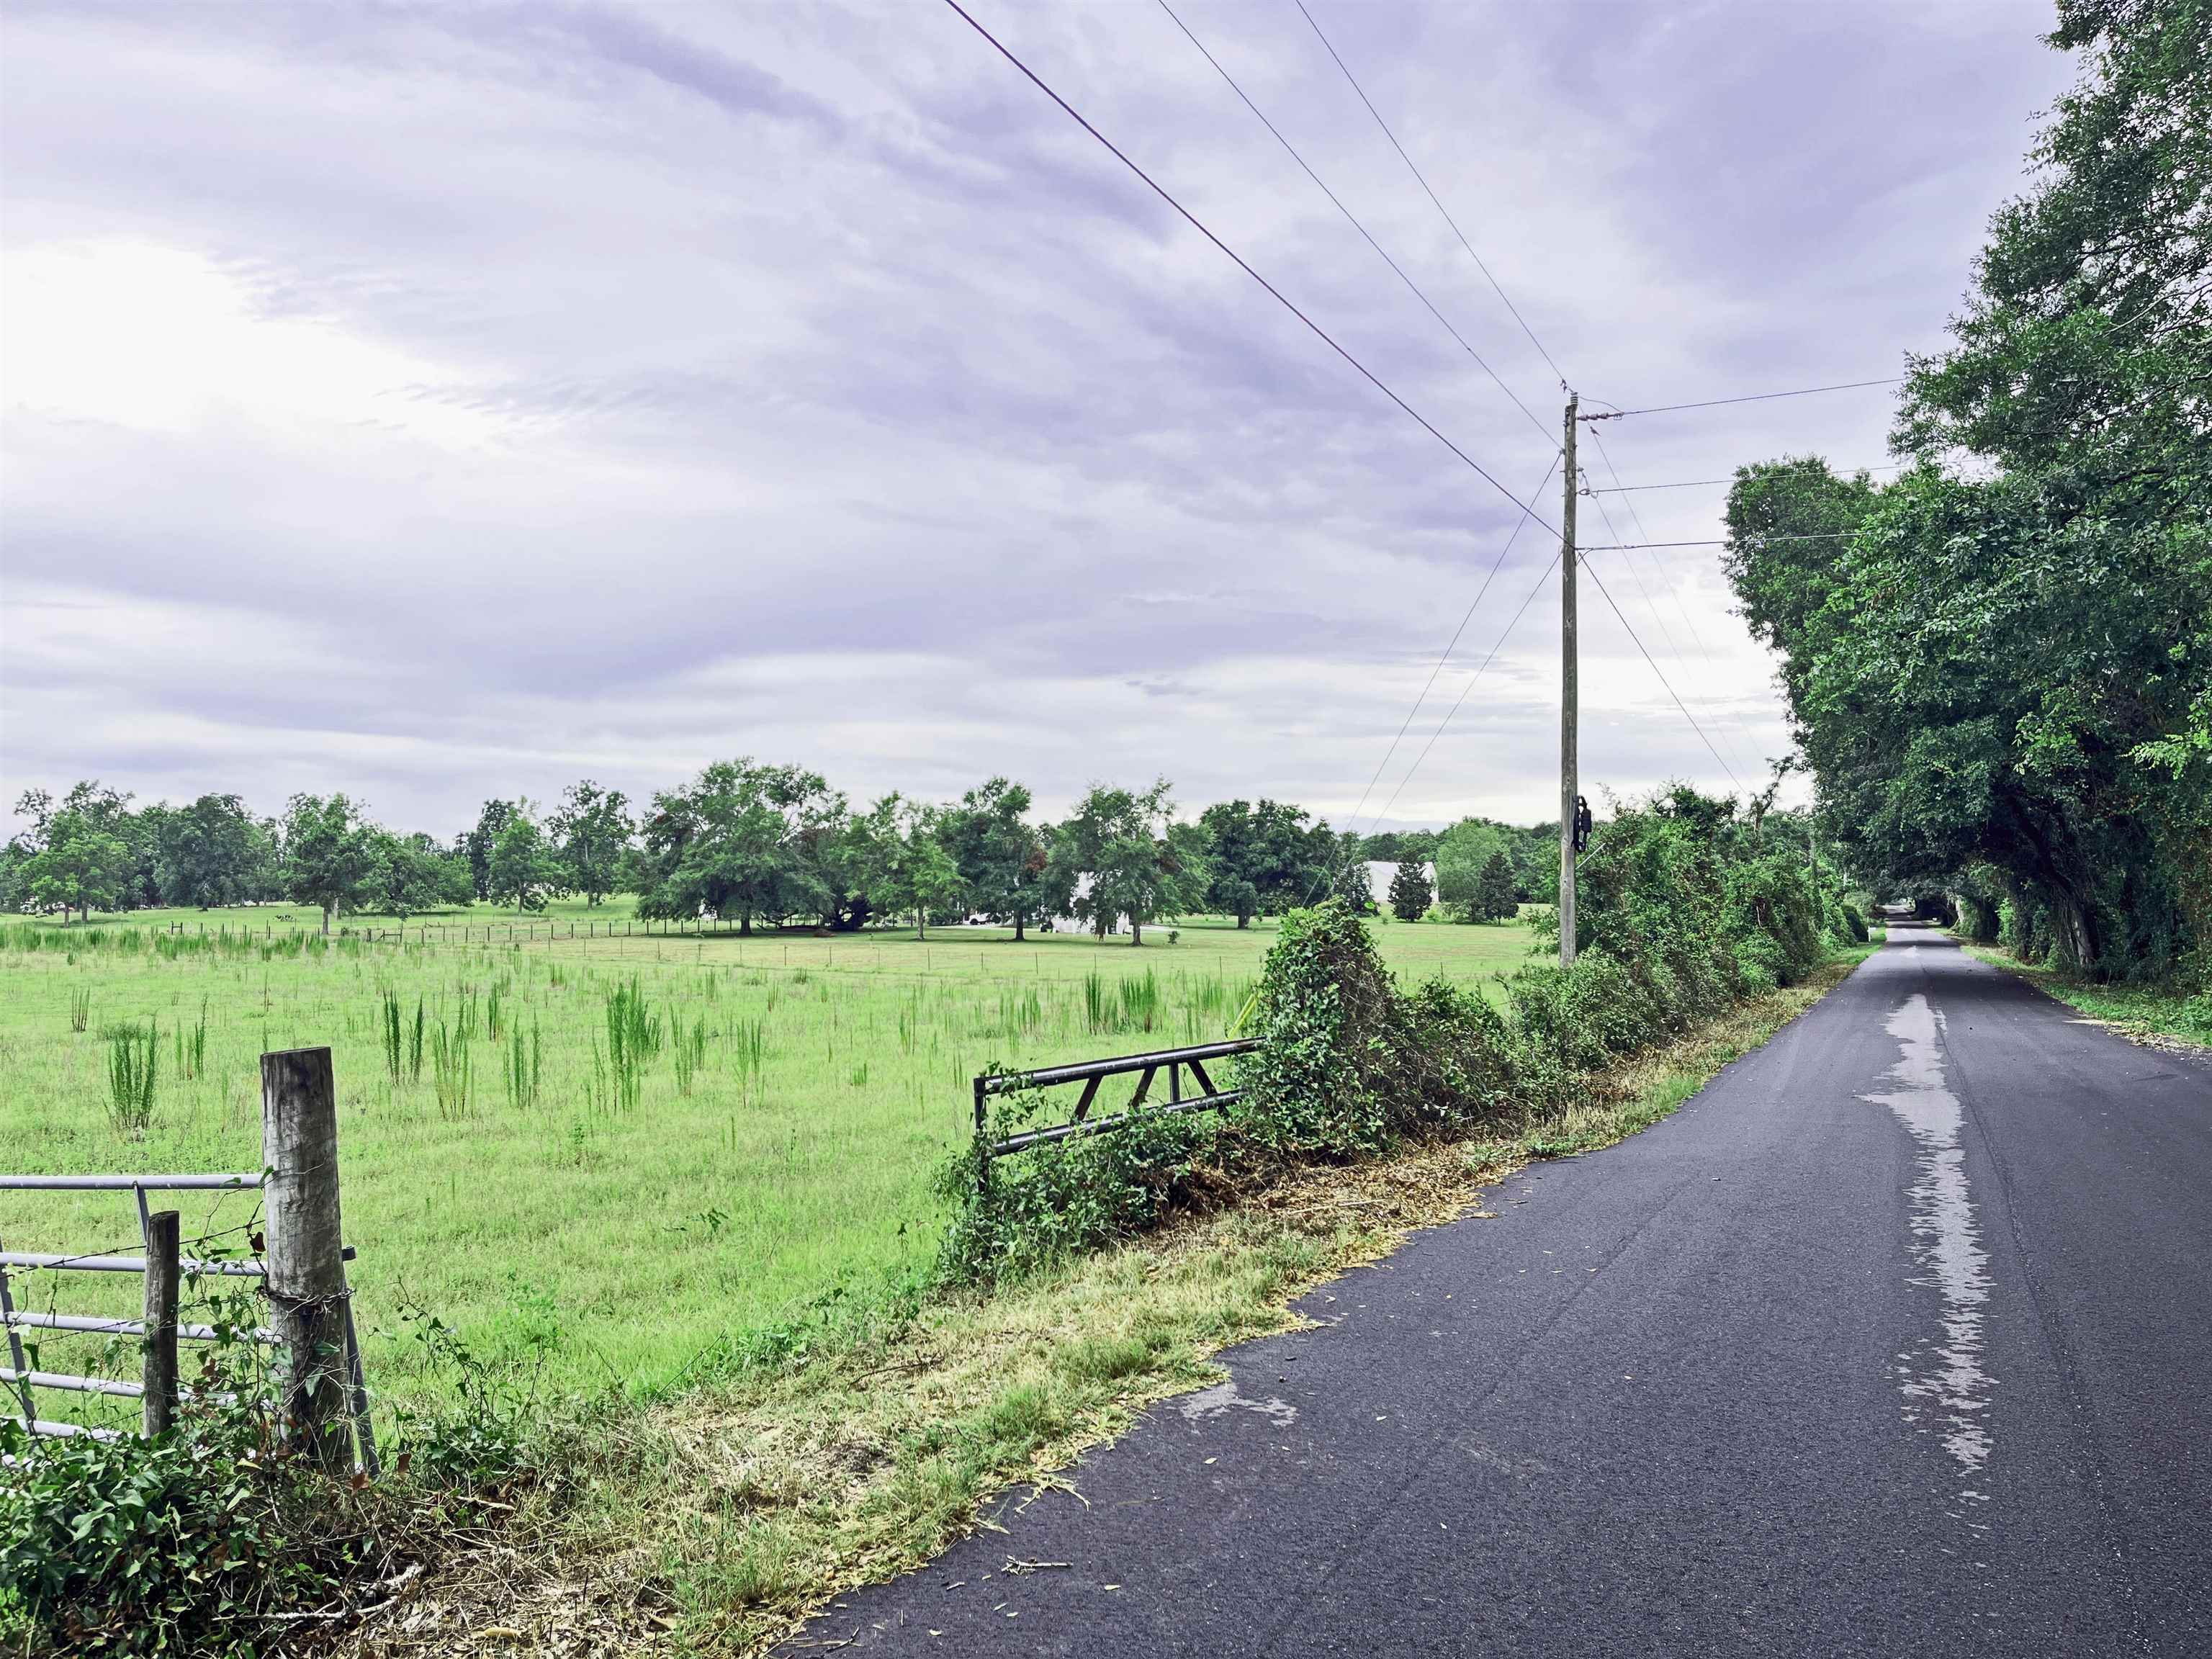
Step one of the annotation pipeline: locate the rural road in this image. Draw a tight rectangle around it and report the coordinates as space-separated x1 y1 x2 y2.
792 927 2211 1656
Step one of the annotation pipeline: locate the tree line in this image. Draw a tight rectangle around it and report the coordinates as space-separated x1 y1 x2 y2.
1722 0 2208 984
3 768 1559 940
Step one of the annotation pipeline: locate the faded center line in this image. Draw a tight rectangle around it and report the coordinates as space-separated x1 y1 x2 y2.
1864 992 1993 1501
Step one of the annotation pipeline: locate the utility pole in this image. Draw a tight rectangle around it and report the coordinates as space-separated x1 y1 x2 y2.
1559 393 1578 969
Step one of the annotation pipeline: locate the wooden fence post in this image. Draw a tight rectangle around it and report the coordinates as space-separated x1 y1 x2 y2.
142 1210 179 1437
261 1047 352 1473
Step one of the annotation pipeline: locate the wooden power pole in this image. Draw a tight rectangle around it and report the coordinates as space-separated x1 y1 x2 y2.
1559 393 1579 969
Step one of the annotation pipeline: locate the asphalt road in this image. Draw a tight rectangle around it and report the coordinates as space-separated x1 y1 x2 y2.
796 930 2211 1656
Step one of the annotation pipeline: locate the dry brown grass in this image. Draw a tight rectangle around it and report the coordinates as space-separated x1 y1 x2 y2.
325 953 1865 1657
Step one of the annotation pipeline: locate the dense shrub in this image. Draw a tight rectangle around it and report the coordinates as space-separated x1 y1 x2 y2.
1841 902 1869 943
1228 902 1415 1158
1395 976 1519 1132
932 1085 1220 1285
0 1378 365 1655
0 1307 539 1655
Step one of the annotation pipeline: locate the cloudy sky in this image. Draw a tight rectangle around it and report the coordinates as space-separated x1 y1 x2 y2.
1 1 2074 840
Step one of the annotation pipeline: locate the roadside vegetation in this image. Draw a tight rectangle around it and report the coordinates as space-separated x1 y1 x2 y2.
1961 945 2212 1050
943 784 1852 1287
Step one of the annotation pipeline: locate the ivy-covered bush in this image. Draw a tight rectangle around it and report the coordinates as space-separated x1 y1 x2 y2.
0 1305 540 1654
1228 902 1416 1158
933 1084 1220 1285
0 1375 365 1655
1394 976 1519 1132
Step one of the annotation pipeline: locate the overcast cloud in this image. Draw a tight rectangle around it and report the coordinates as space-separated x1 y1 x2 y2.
0 0 2074 838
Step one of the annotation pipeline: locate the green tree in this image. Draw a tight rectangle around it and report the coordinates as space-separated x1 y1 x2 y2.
1511 824 1560 905
634 759 845 934
1473 850 1517 923
940 778 1048 939
463 800 516 903
1197 799 1264 926
1388 858 1432 922
11 788 132 922
548 781 632 907
1056 781 1210 946
1328 832 1375 915
1725 0 2211 981
1198 799 1334 923
369 831 472 924
153 793 266 908
486 809 564 914
852 794 965 940
1363 829 1439 863
1434 818 1509 917
281 794 379 935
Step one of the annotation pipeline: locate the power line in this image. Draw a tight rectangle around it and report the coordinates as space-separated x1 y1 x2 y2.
1583 532 1862 550
1154 0 1555 447
1586 378 1902 420
940 0 1556 535
1285 1 1763 795
1156 0 1583 858
1293 0 1570 391
1591 464 1902 493
1334 451 1561 837
1577 555 1745 791
1368 547 1563 830
1582 423 1763 779
1294 457 1556 907
1579 471 1760 784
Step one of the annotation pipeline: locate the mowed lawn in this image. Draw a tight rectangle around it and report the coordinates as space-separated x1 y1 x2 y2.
0 909 1540 1426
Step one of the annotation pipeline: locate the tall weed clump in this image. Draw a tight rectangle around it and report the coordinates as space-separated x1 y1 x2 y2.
104 1020 159 1133
603 976 662 1111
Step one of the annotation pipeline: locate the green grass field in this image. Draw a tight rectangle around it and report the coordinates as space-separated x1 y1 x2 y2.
0 907 1540 1431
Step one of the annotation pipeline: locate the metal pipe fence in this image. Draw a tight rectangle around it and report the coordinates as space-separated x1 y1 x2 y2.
972 1037 1259 1164
0 1049 374 1471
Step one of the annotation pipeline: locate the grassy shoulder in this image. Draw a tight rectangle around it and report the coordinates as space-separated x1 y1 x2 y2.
333 945 1874 1656
1959 941 2211 1049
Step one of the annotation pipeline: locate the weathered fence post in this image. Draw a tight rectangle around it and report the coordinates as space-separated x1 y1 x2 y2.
261 1046 352 1473
141 1210 180 1437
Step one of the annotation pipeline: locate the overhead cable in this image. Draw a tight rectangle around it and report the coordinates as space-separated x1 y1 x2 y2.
1577 556 1745 791
1591 464 1902 493
1334 451 1562 837
1583 423 1763 776
940 0 1555 534
1155 0 1555 446
1582 532 1862 550
1586 378 1902 421
1293 0 1570 391
1368 547 1563 828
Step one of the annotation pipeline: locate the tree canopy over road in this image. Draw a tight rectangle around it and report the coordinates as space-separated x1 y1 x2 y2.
1725 0 2209 981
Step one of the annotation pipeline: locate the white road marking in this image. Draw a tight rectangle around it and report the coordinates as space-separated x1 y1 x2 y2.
1179 1381 1298 1429
1866 992 1994 1496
